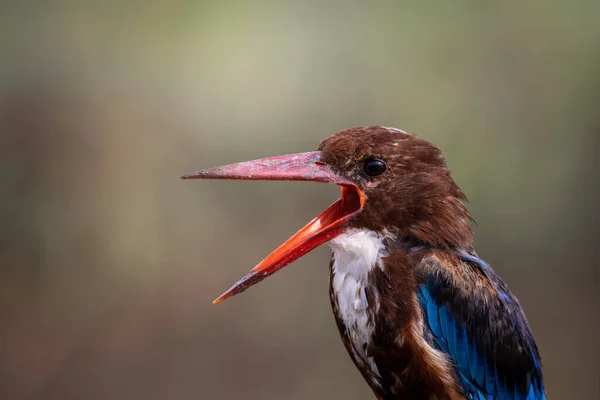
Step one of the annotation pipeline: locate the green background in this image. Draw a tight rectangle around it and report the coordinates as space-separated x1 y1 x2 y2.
1 1 598 399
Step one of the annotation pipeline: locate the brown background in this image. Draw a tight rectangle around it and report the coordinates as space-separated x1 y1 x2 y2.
1 1 598 399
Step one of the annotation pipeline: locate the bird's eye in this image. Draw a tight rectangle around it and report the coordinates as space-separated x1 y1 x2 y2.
363 159 387 176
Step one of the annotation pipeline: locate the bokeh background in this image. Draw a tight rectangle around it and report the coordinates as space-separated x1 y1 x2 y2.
1 1 599 399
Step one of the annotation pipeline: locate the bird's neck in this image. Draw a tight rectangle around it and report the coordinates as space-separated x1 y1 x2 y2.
401 194 474 250
329 229 390 278
353 186 475 250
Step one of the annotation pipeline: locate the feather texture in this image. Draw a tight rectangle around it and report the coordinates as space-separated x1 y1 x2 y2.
417 253 546 399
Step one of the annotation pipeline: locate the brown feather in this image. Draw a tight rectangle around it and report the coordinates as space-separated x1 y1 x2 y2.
319 126 473 250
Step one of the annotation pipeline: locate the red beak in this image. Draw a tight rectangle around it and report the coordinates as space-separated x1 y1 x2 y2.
182 151 365 303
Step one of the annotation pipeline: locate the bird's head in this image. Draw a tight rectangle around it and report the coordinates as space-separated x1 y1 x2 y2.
183 126 473 303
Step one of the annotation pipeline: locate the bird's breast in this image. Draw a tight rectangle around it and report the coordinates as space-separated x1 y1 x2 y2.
328 234 469 399
328 229 387 382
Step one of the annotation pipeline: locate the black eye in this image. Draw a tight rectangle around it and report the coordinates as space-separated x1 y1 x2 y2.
363 159 387 176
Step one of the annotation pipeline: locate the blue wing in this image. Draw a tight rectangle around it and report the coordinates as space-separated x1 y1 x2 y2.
417 253 546 400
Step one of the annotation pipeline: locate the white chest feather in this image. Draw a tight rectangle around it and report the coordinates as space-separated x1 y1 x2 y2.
329 229 387 377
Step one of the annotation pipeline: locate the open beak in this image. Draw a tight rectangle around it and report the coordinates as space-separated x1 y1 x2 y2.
182 151 365 304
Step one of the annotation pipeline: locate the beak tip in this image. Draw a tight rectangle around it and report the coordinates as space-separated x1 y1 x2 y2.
212 271 260 305
182 170 212 180
212 291 231 304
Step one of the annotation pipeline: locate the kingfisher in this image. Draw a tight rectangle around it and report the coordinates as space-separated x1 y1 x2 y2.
182 126 545 399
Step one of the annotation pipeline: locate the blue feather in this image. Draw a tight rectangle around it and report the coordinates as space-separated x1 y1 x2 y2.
469 338 484 386
438 303 450 339
482 350 495 396
417 253 545 399
453 324 469 374
427 291 440 336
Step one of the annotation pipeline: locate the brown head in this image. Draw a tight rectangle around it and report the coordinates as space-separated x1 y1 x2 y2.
182 126 473 302
318 126 473 248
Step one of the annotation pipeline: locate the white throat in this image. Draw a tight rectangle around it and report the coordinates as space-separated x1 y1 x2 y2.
329 229 389 378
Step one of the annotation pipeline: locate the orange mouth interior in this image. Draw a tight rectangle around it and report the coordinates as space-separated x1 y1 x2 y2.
213 184 365 303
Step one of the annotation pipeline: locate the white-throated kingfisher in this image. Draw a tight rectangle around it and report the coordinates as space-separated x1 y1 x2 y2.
182 126 546 400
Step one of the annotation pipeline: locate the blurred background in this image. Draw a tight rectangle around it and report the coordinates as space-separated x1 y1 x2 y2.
1 1 599 399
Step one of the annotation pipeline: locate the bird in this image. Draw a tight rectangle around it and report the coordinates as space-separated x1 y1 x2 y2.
182 126 546 399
